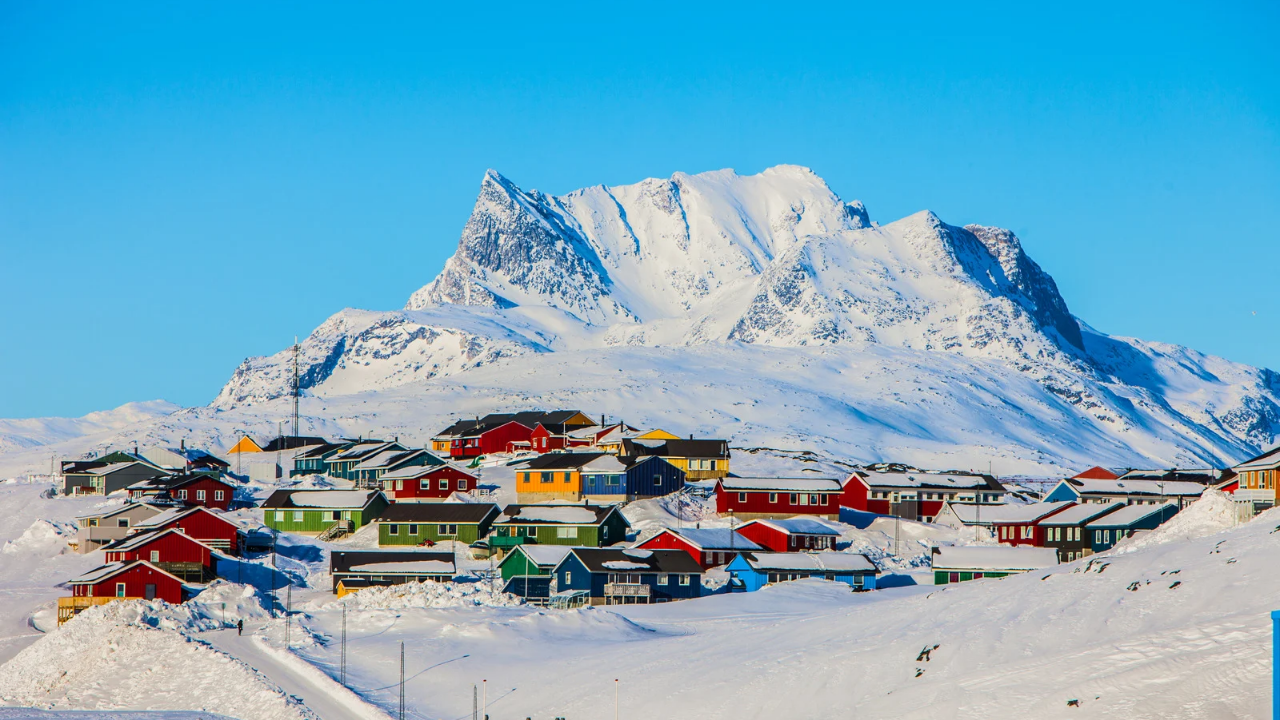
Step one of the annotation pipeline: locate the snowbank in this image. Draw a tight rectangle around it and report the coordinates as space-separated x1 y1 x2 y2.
1111 490 1241 554
319 579 523 611
1 519 73 556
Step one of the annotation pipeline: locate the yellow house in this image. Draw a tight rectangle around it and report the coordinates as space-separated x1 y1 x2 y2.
635 429 680 441
620 438 730 480
226 436 264 454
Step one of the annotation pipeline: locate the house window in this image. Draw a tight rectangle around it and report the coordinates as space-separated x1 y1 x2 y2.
565 571 572 584
389 524 399 535
275 511 286 522
214 490 225 501
177 490 187 500
408 524 418 535
820 495 829 506
602 525 609 540
738 493 747 503
557 527 577 539
679 575 690 586
116 582 126 597
799 494 809 506
439 479 449 490
196 490 206 501
293 511 304 522
657 574 668 585
540 473 551 484
563 472 571 484
118 518 130 528
420 479 431 490
769 493 777 503
790 493 798 505
458 479 468 491
150 550 160 563
653 475 662 487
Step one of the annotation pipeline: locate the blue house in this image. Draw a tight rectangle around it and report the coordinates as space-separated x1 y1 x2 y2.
1085 502 1179 552
551 547 704 605
579 455 686 501
726 552 879 592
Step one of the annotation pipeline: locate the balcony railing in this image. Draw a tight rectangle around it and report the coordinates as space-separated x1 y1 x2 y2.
57 596 137 625
604 582 651 597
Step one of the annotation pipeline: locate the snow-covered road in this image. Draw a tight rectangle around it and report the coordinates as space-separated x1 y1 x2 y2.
203 628 388 720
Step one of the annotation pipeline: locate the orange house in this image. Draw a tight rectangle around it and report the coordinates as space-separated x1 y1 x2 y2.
515 452 606 502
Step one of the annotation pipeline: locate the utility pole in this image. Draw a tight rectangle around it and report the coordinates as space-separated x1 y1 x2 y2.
285 583 292 647
341 604 347 686
473 684 478 720
399 642 406 720
482 679 487 720
615 678 620 720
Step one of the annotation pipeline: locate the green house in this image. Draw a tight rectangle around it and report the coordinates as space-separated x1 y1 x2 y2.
262 489 389 535
490 503 630 550
375 502 500 546
496 544 574 602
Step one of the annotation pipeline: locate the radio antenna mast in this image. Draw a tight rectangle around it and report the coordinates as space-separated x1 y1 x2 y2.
291 337 300 439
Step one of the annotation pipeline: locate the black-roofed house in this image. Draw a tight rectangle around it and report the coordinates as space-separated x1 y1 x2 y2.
489 503 630 556
290 442 350 478
329 549 456 596
528 410 599 453
73 502 169 553
374 502 500 546
62 459 168 496
1036 501 1126 562
620 438 731 480
126 472 238 510
552 547 704 604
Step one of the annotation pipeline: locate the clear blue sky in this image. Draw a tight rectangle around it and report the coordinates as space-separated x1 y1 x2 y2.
2 2 1277 418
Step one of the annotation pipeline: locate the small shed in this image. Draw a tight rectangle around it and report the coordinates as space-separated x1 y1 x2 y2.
930 545 1058 585
726 552 878 592
330 550 456 595
736 517 842 553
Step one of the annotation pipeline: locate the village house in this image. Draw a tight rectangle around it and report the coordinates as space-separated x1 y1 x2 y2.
841 469 1006 523
73 502 168 553
429 419 479 454
261 436 329 454
927 501 1012 534
329 550 456 596
497 544 573 602
635 527 763 569
289 442 348 477
527 411 600 453
126 472 237 510
131 505 243 554
990 501 1075 547
715 477 846 520
930 545 1059 585
440 411 578 459
351 447 441 486
261 489 388 538
102 528 218 582
62 458 167 496
735 517 842 553
380 463 479 502
1230 446 1280 511
590 423 647 454
725 552 878 592
515 452 608 502
620 438 730 480
489 503 630 556
60 561 188 624
1044 477 1207 508
323 441 407 480
374 502 500 546
587 455 685 501
1036 501 1126 561
551 547 704 605
140 443 229 474
1086 502 1179 553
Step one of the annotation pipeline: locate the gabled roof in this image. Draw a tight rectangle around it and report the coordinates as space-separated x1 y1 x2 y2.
226 436 264 454
102 527 216 554
533 410 598 435
68 560 185 586
1234 445 1280 471
850 470 1003 492
294 442 349 460
622 438 729 459
1115 469 1225 485
433 418 480 439
261 489 383 510
329 441 398 461
522 452 608 470
75 502 169 522
1036 501 1125 526
564 547 704 575
643 527 762 552
987 501 1074 525
931 545 1058 572
331 550 455 575
735 552 877 573
380 462 476 481
502 544 573 569
498 503 627 527
1085 502 1177 528
1072 466 1119 480
718 477 843 493
128 472 235 492
374 502 500 524
1064 478 1207 497
260 436 329 453
740 517 842 536
134 505 240 532
353 448 440 472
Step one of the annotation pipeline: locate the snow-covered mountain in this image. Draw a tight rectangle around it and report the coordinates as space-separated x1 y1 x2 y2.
208 165 1279 470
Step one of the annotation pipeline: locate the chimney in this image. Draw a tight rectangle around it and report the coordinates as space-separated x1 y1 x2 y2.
180 439 185 452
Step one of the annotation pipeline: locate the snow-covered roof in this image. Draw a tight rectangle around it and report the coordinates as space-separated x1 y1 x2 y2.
499 503 619 525
69 561 130 584
517 545 573 567
718 477 843 492
75 502 166 522
1068 478 1206 497
84 462 136 476
1235 450 1280 471
603 560 650 570
352 449 408 471
105 528 213 553
855 470 992 490
1037 502 1125 526
262 489 379 509
987 501 1074 524
742 552 876 573
331 442 392 460
656 528 762 551
748 518 841 536
380 462 469 481
133 506 197 529
345 560 455 575
931 546 1058 572
580 454 629 473
1085 503 1177 528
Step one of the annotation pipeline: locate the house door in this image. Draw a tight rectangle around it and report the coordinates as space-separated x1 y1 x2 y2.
145 584 156 600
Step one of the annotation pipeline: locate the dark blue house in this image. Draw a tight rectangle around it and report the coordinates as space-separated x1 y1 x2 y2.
580 455 686 502
551 547 704 605
1085 502 1179 552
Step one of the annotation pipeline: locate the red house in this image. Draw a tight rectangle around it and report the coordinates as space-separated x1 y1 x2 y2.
991 501 1076 546
635 527 763 569
841 469 1006 523
103 528 216 581
61 561 187 624
380 464 479 502
131 506 242 555
716 477 849 519
128 473 236 511
446 410 597 458
735 518 841 553
528 411 600 453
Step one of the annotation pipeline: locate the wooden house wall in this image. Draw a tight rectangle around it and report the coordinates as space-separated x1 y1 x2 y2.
106 532 213 567
377 518 490 546
76 565 184 602
161 510 241 552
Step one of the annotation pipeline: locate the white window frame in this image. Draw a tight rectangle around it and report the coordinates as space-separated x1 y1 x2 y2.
150 550 160 563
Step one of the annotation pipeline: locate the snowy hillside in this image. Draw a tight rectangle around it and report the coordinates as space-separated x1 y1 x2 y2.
198 166 1277 472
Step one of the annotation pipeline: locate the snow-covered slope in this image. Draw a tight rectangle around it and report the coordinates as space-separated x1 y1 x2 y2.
0 401 179 455
199 166 1278 472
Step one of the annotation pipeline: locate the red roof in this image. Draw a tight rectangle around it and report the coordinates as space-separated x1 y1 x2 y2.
1072 466 1119 480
